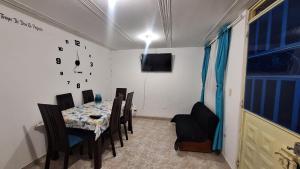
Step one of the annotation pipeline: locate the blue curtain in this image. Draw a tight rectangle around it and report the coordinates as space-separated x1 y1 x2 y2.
213 26 231 151
200 45 211 103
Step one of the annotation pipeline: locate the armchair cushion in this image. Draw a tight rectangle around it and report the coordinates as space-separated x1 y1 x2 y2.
175 118 208 142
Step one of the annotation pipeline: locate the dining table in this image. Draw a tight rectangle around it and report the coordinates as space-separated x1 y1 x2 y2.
60 100 133 169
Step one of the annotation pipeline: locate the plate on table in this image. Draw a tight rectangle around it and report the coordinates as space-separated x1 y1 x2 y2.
89 115 102 119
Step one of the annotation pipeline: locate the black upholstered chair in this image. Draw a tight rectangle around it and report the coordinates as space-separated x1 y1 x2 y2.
56 93 75 111
82 90 94 104
115 88 127 101
38 104 86 169
101 96 123 157
171 102 219 152
120 92 134 140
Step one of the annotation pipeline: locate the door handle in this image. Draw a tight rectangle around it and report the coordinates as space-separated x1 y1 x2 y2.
287 142 300 157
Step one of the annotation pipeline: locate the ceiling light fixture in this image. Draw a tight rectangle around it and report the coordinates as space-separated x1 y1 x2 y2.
138 32 159 44
108 0 118 10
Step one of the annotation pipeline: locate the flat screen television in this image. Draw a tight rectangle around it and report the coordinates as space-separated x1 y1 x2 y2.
141 53 173 72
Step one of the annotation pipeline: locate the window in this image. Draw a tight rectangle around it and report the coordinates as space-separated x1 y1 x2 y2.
249 0 283 22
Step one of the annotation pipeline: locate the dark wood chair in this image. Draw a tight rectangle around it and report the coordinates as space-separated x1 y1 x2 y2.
101 96 123 157
82 90 94 104
115 88 127 101
56 93 75 111
120 92 134 140
37 104 87 169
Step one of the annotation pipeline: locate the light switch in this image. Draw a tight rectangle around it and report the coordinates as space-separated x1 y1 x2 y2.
229 89 232 96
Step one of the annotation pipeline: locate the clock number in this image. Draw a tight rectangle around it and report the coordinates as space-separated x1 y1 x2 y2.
65 40 69 44
85 79 88 82
90 62 94 67
85 46 87 50
60 71 63 75
75 40 80 46
58 47 63 51
56 58 61 64
77 83 80 89
90 72 92 75
89 54 91 58
67 81 70 84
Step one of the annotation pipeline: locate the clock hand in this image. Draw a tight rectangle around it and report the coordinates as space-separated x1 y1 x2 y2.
73 65 77 73
75 50 80 67
77 50 80 61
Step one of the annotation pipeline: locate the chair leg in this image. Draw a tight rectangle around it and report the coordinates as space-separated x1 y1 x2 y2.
45 150 51 169
129 111 133 134
63 151 69 169
118 128 124 147
109 133 116 157
123 123 128 140
79 144 84 155
52 151 59 160
88 141 93 159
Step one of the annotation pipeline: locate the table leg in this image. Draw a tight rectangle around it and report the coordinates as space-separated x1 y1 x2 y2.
93 137 102 169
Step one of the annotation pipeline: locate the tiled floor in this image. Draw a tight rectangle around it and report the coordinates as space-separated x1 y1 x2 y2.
27 118 230 169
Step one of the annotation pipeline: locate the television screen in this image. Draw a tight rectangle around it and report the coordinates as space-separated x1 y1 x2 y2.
141 53 173 72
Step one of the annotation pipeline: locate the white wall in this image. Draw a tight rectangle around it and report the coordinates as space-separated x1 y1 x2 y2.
204 41 218 113
111 47 203 118
222 14 247 169
0 4 111 169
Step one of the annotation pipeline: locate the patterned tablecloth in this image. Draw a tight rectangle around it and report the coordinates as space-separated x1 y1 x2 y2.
62 101 114 140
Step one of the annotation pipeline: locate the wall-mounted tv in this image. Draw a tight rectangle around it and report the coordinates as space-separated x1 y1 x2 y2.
141 53 173 72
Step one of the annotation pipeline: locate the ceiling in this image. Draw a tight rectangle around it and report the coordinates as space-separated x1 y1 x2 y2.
2 0 256 50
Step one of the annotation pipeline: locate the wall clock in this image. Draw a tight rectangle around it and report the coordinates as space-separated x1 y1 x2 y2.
56 39 94 89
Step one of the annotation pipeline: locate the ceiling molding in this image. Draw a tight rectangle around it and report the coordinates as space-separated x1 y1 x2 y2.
80 0 136 45
157 0 172 47
203 0 257 44
203 0 241 43
0 0 114 50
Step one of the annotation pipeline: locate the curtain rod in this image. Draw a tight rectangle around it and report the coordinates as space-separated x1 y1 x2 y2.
207 12 246 47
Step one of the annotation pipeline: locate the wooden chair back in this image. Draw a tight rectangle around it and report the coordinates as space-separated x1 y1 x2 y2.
37 104 68 151
115 88 127 101
82 90 94 104
56 93 75 111
109 96 123 133
123 92 134 122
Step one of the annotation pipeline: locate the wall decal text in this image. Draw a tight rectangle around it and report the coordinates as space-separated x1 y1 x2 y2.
0 12 43 32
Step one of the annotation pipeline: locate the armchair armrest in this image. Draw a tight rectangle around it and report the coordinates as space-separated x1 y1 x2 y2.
171 114 191 123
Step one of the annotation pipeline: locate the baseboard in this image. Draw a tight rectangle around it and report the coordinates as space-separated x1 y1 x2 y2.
133 115 171 121
22 155 45 169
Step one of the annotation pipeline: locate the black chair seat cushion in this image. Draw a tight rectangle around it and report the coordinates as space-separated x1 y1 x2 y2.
175 118 208 142
68 128 94 140
68 134 83 147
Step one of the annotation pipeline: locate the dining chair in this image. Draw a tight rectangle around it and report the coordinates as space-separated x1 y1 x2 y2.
115 88 127 101
56 93 75 111
101 96 123 157
82 90 94 104
37 104 87 169
120 92 134 140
